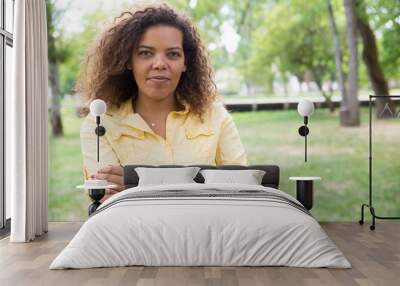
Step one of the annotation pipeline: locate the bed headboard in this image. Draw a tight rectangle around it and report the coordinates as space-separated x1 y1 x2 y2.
123 165 280 189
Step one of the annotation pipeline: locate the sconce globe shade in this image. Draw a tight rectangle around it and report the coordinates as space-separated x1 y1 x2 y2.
297 99 315 117
90 99 107 116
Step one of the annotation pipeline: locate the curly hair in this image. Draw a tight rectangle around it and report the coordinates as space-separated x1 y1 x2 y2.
77 3 217 118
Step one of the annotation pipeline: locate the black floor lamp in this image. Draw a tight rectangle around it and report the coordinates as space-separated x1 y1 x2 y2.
359 95 400 230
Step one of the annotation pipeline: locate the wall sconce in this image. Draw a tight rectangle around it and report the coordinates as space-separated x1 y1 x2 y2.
297 99 315 162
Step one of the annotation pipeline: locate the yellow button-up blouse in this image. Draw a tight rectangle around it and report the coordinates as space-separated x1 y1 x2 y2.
80 99 247 178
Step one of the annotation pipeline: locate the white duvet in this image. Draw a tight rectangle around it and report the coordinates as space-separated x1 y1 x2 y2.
50 183 351 269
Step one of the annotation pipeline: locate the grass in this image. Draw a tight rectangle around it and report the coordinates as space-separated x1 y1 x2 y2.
49 97 400 222
49 100 91 221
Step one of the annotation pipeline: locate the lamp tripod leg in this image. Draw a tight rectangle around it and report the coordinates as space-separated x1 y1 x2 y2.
359 204 367 225
370 206 376 230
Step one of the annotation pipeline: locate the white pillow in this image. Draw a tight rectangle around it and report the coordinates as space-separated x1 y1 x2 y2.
135 167 201 186
200 169 266 185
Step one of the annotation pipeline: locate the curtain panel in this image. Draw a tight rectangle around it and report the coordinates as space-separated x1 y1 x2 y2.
7 0 48 242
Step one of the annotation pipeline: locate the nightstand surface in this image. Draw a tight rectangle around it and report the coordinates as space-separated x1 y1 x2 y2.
289 177 321 181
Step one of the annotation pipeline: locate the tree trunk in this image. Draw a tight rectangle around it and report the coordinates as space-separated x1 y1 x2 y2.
281 71 288 96
356 8 395 118
327 0 346 114
265 72 274 95
312 68 335 113
245 80 252 96
342 0 360 126
49 62 64 137
47 0 64 137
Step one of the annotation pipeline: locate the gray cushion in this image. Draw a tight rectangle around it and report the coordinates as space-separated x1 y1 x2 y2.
135 167 200 186
200 169 266 185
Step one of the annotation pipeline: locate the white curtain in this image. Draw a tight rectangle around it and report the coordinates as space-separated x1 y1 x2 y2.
8 0 49 242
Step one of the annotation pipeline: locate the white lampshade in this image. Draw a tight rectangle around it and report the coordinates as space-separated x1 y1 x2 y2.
297 99 314 117
90 99 107 116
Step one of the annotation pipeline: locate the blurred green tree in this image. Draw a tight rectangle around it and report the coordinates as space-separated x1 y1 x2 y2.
327 0 347 113
363 0 400 81
47 0 69 136
248 0 337 104
59 8 108 98
356 0 397 117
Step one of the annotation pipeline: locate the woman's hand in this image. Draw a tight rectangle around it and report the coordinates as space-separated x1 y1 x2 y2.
93 165 124 203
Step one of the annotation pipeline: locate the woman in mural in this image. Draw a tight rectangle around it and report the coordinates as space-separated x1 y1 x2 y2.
78 4 247 202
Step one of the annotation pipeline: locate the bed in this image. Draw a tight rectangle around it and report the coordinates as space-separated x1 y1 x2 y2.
50 165 351 269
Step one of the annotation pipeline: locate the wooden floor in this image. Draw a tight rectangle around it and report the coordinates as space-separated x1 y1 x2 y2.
0 222 399 286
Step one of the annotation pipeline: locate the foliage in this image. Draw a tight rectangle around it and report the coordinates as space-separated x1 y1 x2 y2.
359 0 400 80
52 0 400 98
59 8 109 96
47 0 70 64
248 1 338 93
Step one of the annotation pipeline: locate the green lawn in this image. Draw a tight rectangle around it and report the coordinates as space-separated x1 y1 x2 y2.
49 97 400 222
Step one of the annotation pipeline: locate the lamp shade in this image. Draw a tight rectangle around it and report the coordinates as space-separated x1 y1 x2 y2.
297 99 314 117
90 99 107 116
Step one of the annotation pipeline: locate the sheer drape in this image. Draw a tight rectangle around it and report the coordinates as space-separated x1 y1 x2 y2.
8 0 48 242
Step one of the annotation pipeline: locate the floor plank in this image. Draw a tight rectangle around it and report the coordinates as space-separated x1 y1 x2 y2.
0 222 399 286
